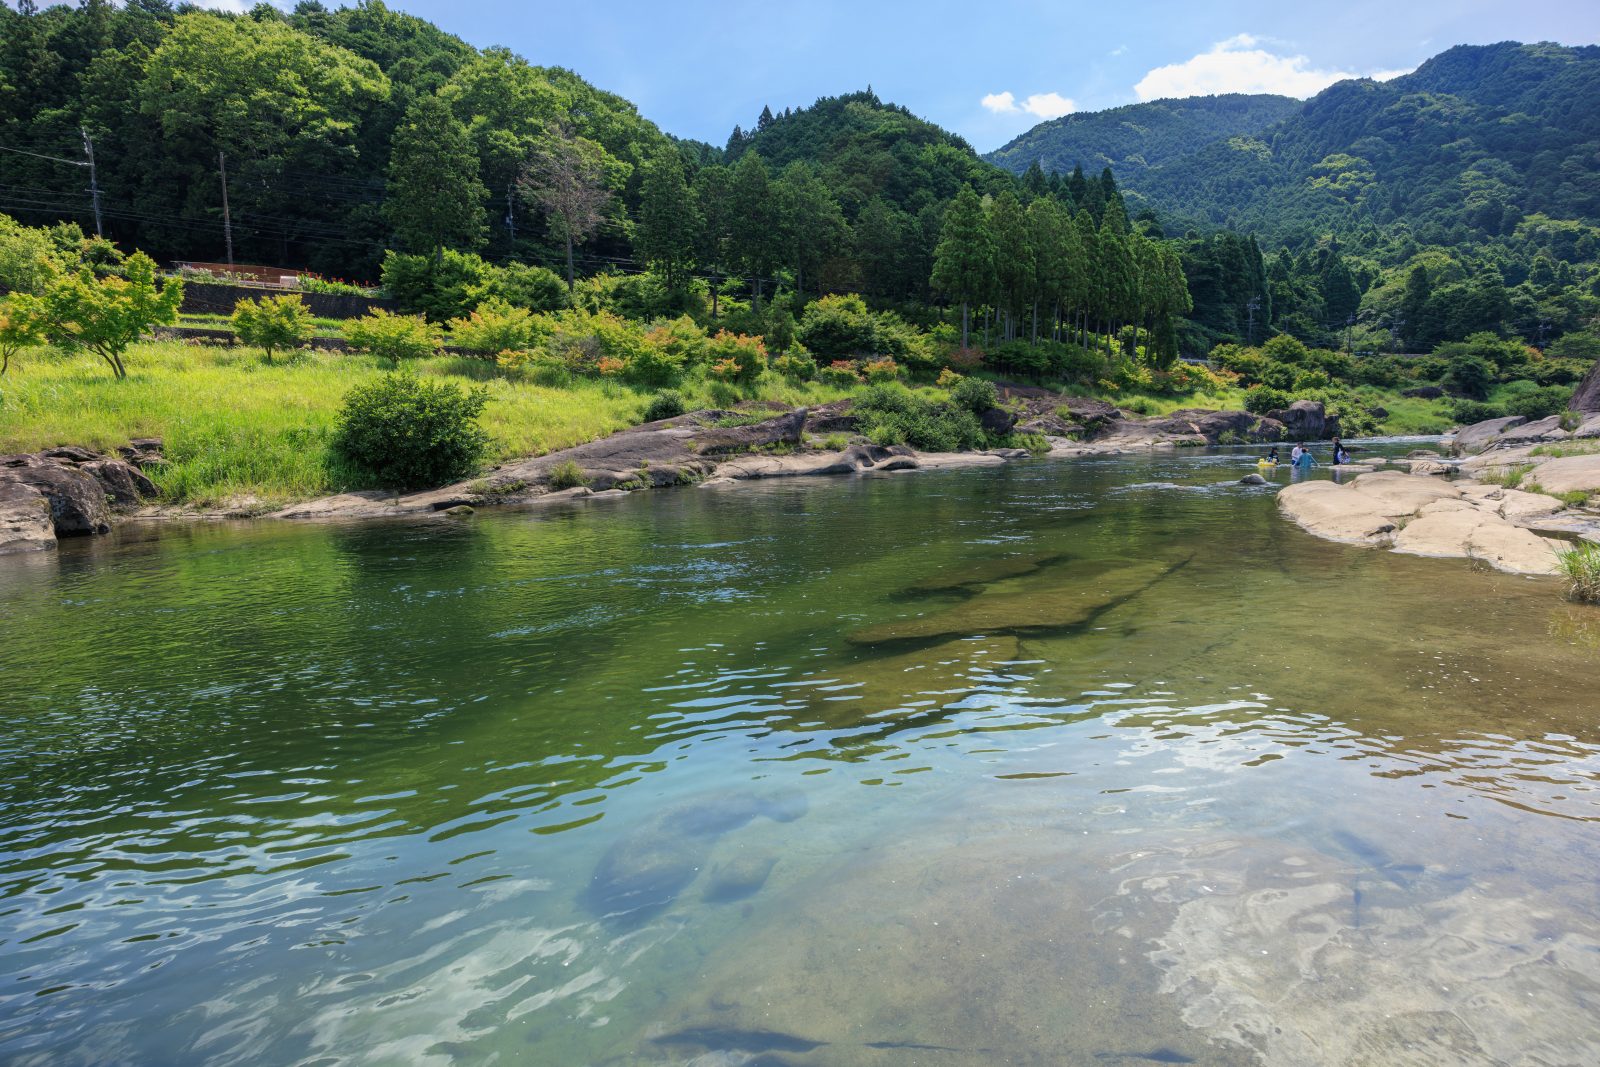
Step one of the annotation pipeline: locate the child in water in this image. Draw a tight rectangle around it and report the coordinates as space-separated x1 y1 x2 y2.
1294 446 1317 471
1266 447 1280 464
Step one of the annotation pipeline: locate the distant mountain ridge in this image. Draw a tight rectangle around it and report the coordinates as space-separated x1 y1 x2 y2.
985 93 1300 178
990 42 1600 245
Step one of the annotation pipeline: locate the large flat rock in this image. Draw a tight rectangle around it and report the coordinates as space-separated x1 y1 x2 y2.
1278 471 1570 575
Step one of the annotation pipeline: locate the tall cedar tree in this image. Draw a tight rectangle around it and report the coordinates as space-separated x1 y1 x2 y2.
930 188 995 349
636 148 698 293
386 95 486 258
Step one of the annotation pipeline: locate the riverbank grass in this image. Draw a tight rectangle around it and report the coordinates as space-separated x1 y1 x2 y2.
1556 541 1600 603
0 341 856 506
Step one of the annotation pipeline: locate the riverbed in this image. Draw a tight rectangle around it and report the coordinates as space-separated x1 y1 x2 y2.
2 445 1598 1065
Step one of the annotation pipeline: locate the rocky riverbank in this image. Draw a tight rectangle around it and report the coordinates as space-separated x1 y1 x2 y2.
0 394 1299 553
1275 413 1600 576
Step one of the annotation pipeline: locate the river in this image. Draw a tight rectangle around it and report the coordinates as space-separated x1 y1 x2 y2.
2 446 1598 1065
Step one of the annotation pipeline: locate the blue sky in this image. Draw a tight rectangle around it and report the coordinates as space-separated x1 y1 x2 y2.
275 1 1597 151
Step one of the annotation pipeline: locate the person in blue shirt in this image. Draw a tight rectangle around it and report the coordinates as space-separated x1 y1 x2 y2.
1293 446 1317 472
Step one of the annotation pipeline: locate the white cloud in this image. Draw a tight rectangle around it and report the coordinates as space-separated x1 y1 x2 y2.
980 90 1077 119
981 91 1018 114
1134 36 1412 101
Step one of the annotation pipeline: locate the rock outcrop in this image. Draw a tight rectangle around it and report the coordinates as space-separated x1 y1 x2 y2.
1277 471 1572 575
1452 415 1530 454
0 442 163 552
1265 400 1327 441
0 480 55 555
1569 357 1600 415
1460 445 1600 497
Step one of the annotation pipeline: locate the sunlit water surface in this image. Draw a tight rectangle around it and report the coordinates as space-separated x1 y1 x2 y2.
3 447 1599 1066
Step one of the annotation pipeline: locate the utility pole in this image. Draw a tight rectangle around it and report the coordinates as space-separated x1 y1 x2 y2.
505 183 516 242
217 150 234 267
1345 313 1356 356
1245 295 1261 345
80 128 102 237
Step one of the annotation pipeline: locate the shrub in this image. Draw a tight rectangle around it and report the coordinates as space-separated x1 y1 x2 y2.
231 293 313 363
1261 334 1312 364
949 375 999 414
863 358 900 382
771 351 817 381
1442 353 1495 400
1450 399 1507 424
945 347 984 371
1502 383 1573 421
1292 368 1331 391
0 292 48 378
448 299 541 354
346 309 436 363
853 382 984 452
819 360 862 387
382 249 565 321
705 330 766 383
547 459 590 490
332 372 489 489
644 315 708 369
936 368 964 388
642 389 686 422
1244 386 1292 415
796 293 879 360
1558 542 1600 603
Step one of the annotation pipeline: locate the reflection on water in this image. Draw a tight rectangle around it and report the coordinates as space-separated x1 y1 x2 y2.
2 445 1599 1065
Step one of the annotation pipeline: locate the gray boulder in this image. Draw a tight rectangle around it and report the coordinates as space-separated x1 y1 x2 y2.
82 458 158 508
1570 357 1600 415
116 438 166 469
1573 414 1600 440
1402 385 1445 400
1239 473 1269 485
979 406 1017 438
0 457 112 535
1498 415 1570 445
1453 415 1527 454
0 480 55 554
1265 400 1327 441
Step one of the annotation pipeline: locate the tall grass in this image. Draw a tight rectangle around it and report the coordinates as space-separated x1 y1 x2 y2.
1556 541 1600 603
0 342 643 506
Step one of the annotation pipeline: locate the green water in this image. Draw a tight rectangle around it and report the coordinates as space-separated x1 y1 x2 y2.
3 448 1600 1066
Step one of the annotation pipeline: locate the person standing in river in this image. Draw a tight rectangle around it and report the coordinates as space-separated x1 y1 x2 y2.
1330 435 1344 465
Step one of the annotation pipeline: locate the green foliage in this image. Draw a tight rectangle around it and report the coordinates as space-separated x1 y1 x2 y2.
795 293 876 360
332 372 489 489
949 376 999 414
1498 381 1573 420
346 310 437 363
1443 353 1495 400
0 293 48 379
1479 463 1535 490
231 294 314 363
0 214 67 294
705 331 766 383
771 352 818 381
853 382 984 452
1244 386 1292 415
448 300 540 353
386 94 487 254
1450 399 1508 424
38 252 183 379
546 459 590 490
642 389 687 422
383 250 565 321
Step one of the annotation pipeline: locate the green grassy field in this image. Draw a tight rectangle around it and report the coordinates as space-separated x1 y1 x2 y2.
0 341 860 507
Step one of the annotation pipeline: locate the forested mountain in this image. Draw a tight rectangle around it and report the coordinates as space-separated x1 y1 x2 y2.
985 94 1300 179
1060 42 1600 351
2 4 1596 358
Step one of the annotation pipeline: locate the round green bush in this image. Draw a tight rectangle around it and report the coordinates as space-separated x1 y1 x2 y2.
642 389 686 422
949 375 999 414
332 372 489 489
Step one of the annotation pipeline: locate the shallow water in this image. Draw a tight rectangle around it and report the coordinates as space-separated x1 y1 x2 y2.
3 446 1599 1066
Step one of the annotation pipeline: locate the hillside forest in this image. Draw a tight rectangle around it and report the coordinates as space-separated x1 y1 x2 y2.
2 1 1599 438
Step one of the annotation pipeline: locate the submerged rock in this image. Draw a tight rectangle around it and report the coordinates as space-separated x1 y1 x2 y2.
849 557 1188 646
1238 473 1269 486
703 852 779 903
583 791 806 921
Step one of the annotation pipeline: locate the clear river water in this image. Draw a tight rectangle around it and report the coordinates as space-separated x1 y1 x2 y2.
3 446 1599 1066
